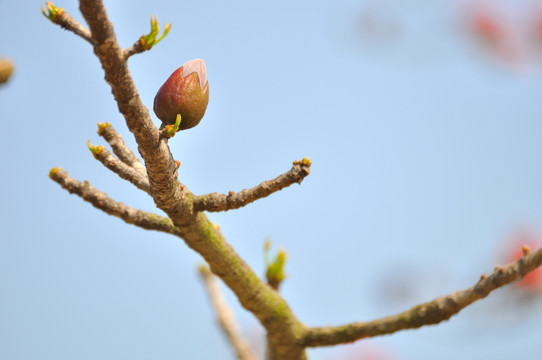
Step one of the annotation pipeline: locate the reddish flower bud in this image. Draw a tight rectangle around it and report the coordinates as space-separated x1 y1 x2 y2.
153 59 209 131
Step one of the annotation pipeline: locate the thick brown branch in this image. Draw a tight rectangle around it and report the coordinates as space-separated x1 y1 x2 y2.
49 168 183 237
76 3 308 358
90 144 151 194
302 246 542 347
181 215 307 360
98 122 147 176
193 159 311 212
199 267 259 360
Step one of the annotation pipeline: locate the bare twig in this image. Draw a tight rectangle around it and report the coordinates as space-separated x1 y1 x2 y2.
57 11 92 44
302 246 542 347
123 40 146 60
193 158 311 213
199 266 259 360
89 142 151 194
97 123 147 176
43 5 93 44
49 168 183 237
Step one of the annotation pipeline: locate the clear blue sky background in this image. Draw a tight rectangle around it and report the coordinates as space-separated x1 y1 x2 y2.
2 0 542 359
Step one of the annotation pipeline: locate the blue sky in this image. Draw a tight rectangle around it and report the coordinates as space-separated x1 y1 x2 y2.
2 0 542 359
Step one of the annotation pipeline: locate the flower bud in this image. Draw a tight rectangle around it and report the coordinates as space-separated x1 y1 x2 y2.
153 59 209 130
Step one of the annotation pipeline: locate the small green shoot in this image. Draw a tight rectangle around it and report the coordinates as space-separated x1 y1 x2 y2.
140 15 171 50
264 239 288 290
41 1 64 22
165 114 182 137
87 140 104 158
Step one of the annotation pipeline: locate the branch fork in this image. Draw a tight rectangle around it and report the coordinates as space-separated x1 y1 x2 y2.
44 2 542 360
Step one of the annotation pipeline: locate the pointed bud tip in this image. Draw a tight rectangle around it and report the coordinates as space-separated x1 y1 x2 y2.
182 59 207 90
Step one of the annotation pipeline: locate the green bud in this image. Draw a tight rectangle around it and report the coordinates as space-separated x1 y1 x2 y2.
41 1 64 22
153 59 209 131
266 249 287 290
140 16 171 50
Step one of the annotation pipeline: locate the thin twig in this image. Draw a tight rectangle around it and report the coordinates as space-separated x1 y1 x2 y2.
90 144 151 195
199 267 259 360
49 168 183 237
51 10 93 44
193 158 311 212
123 40 146 60
98 123 147 176
302 246 542 347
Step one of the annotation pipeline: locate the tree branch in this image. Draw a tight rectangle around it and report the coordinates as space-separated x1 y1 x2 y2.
193 158 311 213
58 12 92 43
79 0 190 222
46 2 542 359
89 142 151 194
77 2 307 358
302 246 542 347
123 40 146 60
43 5 93 44
97 122 147 176
199 266 259 360
49 167 183 237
